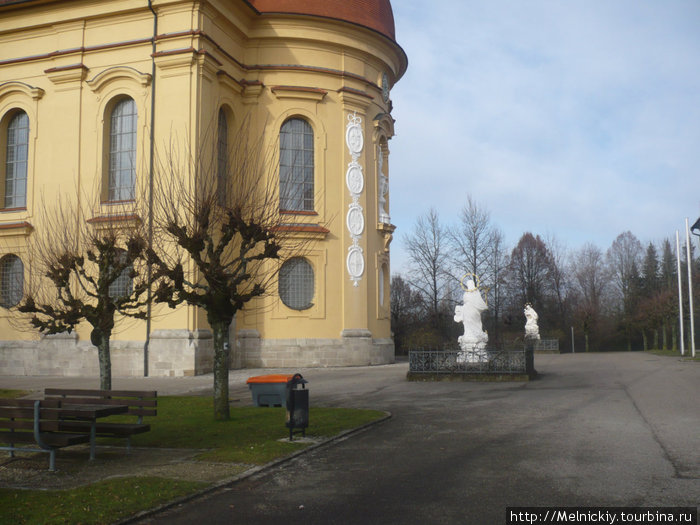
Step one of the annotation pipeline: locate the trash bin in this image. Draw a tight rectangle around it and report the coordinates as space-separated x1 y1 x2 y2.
286 373 309 441
246 374 293 407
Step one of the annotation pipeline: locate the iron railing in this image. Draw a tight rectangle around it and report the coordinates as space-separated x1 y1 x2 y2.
533 339 559 352
408 348 533 375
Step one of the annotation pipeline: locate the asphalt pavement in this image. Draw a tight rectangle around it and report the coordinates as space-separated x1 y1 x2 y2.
2 352 698 524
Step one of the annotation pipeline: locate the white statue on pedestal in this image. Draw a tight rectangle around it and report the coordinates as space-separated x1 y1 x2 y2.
524 303 540 340
454 278 488 363
377 146 390 224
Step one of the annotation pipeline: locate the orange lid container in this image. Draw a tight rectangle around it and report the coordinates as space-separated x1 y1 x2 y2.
246 374 294 384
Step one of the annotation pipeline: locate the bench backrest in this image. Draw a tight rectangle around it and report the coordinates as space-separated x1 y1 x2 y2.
44 389 157 420
0 398 64 432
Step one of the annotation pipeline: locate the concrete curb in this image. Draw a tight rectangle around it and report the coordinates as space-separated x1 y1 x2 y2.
117 410 392 524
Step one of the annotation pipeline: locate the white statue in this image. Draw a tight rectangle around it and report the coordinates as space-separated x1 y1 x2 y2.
524 303 540 340
377 146 390 224
454 279 488 363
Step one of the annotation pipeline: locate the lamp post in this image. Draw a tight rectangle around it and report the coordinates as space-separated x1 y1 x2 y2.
685 218 698 358
692 218 700 236
690 217 700 358
676 231 685 356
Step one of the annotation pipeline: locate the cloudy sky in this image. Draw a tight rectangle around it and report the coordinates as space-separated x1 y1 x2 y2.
387 0 700 273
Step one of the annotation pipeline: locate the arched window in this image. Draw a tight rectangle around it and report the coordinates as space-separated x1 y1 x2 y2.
279 118 314 212
217 108 228 203
108 249 133 299
379 263 387 307
0 254 23 308
108 98 137 201
279 257 314 310
4 111 29 209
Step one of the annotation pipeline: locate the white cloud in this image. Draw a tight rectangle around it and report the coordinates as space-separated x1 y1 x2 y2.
389 0 700 272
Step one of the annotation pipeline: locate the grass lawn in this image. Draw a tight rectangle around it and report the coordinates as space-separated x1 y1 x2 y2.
0 389 28 398
0 394 386 524
117 397 386 464
0 477 205 525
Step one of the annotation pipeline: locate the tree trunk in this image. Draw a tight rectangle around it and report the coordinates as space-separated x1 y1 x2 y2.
584 332 589 353
671 322 677 351
96 334 112 391
662 322 668 350
642 331 647 351
212 320 231 420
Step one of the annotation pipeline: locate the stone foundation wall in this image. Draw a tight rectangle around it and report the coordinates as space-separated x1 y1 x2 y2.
0 329 215 378
238 329 395 368
148 330 214 377
0 328 394 377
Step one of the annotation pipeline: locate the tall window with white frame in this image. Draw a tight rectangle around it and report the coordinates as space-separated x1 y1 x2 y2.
217 108 228 204
4 111 29 209
279 118 314 212
108 249 133 299
108 97 137 202
0 254 23 308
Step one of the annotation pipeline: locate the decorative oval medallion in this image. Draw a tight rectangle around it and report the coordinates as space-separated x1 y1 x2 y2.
346 164 364 195
346 206 365 237
347 246 365 284
345 121 363 156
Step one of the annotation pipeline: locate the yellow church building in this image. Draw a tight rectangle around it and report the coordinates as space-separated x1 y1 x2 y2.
0 0 407 376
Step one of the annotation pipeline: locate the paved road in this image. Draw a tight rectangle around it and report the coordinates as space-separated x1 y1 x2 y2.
128 352 699 525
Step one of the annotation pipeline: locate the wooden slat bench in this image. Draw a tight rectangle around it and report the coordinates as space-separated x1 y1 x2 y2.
0 398 91 471
44 389 157 450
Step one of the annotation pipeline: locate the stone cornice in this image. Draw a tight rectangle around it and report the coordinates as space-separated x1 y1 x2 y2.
271 85 327 102
0 221 33 237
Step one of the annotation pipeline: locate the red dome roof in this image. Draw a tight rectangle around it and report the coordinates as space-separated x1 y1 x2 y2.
247 0 396 41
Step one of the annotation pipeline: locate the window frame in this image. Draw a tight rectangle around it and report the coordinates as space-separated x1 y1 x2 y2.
0 253 24 308
278 257 315 311
104 96 137 203
217 107 229 204
279 117 315 213
3 110 29 210
107 248 133 300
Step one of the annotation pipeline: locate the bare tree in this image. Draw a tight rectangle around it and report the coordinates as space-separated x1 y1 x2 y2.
570 243 610 352
544 233 573 334
404 208 451 329
18 197 150 389
486 227 508 341
607 231 643 350
506 232 553 312
607 231 643 312
147 115 308 420
448 195 494 280
390 274 424 353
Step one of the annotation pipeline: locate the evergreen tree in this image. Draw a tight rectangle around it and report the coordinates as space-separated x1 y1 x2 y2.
641 242 659 298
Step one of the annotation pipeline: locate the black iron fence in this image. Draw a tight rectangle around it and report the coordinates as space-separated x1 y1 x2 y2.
408 348 534 375
533 339 559 352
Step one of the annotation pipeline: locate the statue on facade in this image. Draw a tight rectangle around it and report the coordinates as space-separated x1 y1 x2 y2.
454 277 488 363
377 146 390 224
524 303 540 340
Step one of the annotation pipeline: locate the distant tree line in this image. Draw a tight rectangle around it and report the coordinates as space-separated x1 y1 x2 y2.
392 196 700 354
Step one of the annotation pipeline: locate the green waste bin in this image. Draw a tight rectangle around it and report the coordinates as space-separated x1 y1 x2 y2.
246 374 293 407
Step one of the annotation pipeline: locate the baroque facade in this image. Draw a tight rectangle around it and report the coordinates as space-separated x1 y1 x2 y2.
0 0 407 376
